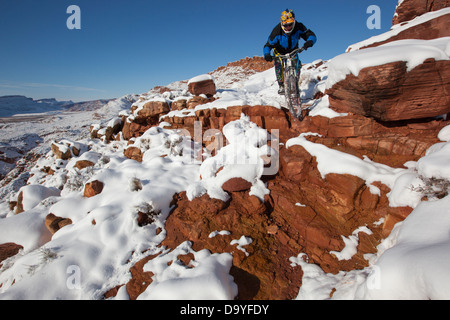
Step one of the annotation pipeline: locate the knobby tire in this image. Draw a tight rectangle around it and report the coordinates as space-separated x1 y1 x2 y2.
284 69 302 120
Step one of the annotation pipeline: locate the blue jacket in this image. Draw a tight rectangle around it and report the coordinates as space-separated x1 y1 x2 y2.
263 21 317 56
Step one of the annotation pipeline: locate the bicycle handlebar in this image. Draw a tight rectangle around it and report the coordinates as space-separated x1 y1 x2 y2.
273 47 305 59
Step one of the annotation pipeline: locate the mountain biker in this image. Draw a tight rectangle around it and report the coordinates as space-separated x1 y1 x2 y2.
263 9 317 94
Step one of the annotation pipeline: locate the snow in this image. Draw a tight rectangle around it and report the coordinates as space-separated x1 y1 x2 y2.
230 236 253 257
208 230 231 238
417 140 450 180
358 194 450 299
187 74 215 85
186 114 273 202
138 242 237 300
17 184 61 212
330 226 373 261
438 125 450 142
326 37 450 89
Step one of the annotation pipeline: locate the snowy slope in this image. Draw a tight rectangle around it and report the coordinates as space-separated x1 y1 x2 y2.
0 95 137 199
0 47 449 300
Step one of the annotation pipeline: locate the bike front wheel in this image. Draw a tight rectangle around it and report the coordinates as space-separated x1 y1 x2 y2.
284 71 302 119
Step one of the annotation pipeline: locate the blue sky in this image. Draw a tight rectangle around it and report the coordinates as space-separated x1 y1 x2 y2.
0 0 397 102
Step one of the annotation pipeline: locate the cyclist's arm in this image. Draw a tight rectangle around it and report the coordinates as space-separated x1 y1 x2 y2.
263 24 282 56
298 23 317 46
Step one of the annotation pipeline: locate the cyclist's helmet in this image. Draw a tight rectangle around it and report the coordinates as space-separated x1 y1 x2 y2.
281 9 296 34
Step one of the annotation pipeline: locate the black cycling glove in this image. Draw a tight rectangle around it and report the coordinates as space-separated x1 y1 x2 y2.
264 54 273 62
303 40 314 50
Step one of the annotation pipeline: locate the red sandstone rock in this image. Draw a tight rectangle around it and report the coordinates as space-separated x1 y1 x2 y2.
51 143 72 160
171 99 187 111
392 0 449 25
124 146 143 162
212 56 274 74
74 160 95 170
188 78 216 97
126 254 157 300
45 213 73 235
327 59 450 122
83 180 104 198
122 120 152 140
187 95 214 109
135 100 170 118
0 243 23 267
222 177 253 192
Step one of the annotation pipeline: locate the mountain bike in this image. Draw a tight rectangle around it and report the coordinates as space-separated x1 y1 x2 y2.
273 47 308 120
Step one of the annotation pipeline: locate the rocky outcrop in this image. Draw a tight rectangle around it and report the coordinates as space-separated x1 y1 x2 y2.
156 142 414 299
393 0 449 25
123 104 293 161
90 117 123 142
166 105 292 140
124 101 446 168
51 140 80 160
213 56 274 74
328 0 450 122
292 113 447 167
327 58 450 122
209 56 274 88
121 100 170 141
112 46 449 299
133 100 170 119
120 105 448 299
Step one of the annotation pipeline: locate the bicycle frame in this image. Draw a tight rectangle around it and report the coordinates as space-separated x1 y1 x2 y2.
274 47 303 80
273 47 306 120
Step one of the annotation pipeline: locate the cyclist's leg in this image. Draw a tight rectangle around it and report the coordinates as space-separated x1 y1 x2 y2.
274 58 284 88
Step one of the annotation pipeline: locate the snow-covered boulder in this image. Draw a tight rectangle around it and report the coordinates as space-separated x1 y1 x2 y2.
326 38 450 121
330 1 450 122
15 184 61 214
188 74 216 97
51 139 84 160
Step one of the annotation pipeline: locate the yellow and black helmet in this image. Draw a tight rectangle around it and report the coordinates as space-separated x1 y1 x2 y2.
280 9 296 33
